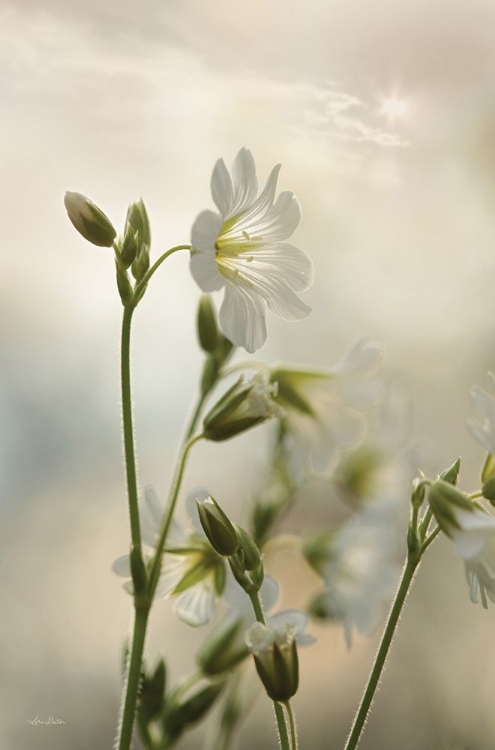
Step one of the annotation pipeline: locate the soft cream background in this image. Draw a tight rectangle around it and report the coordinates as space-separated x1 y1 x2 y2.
2 1 495 748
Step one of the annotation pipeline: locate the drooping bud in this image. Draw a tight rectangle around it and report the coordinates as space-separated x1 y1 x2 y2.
196 495 239 557
64 191 116 247
245 622 299 702
197 295 219 354
197 618 248 675
203 375 278 442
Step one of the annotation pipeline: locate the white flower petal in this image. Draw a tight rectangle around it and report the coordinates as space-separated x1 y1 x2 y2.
471 386 495 423
267 609 315 646
112 555 131 577
248 243 313 292
219 282 268 353
260 576 279 613
155 556 188 596
466 418 495 456
229 148 258 218
190 211 224 292
335 340 387 378
141 486 163 547
172 582 215 626
211 158 234 216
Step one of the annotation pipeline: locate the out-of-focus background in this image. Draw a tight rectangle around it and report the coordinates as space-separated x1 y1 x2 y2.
2 1 495 748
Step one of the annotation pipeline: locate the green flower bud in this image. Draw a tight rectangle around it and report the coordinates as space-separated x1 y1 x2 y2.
410 478 427 511
438 457 461 486
64 191 116 247
196 496 239 557
428 479 473 536
482 476 495 504
139 657 167 724
126 199 151 249
120 224 139 268
131 244 150 282
246 622 299 702
197 295 219 354
164 681 225 743
203 375 278 442
482 454 495 484
197 619 248 675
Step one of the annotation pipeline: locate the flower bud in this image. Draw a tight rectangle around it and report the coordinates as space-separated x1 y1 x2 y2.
203 375 278 442
410 478 427 511
131 244 150 282
482 477 495 504
197 295 219 354
164 681 225 743
197 618 248 675
482 454 495 484
428 480 473 536
126 199 151 249
196 495 239 557
120 223 139 268
64 191 116 247
246 622 299 702
438 457 461 486
139 657 167 724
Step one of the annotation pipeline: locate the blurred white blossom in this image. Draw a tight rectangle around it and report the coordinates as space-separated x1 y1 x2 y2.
272 340 386 472
467 373 495 456
190 148 313 353
112 487 227 626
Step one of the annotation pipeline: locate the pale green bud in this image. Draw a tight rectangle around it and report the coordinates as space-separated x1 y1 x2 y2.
64 191 116 247
246 623 299 702
196 496 239 557
197 619 248 675
229 525 264 592
197 295 219 354
164 681 225 743
410 478 427 511
438 457 461 486
126 199 151 249
482 454 495 484
203 375 278 442
131 244 150 282
428 479 473 536
482 476 495 504
120 223 139 268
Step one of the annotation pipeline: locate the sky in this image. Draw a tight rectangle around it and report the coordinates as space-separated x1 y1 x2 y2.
3 1 495 748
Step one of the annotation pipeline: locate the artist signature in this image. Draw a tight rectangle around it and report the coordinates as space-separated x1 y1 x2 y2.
27 716 66 726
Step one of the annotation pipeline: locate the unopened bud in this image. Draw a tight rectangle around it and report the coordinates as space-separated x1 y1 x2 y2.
139 657 167 724
131 244 150 282
483 477 495 504
120 224 139 268
126 199 151 249
116 262 134 306
246 622 299 702
428 480 472 536
196 495 239 557
164 681 225 743
203 375 278 442
439 457 461 486
64 191 116 247
482 453 495 484
197 619 248 675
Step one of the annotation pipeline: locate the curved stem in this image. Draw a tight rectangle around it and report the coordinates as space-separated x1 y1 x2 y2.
344 557 419 750
248 590 291 750
121 306 142 552
284 701 298 750
117 606 149 750
148 433 204 596
184 390 209 441
134 244 191 298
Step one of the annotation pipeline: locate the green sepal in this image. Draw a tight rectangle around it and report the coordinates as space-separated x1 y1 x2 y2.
438 457 461 486
482 454 495 484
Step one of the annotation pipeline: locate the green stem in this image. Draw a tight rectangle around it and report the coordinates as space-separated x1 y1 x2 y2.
148 433 204 597
422 523 441 552
284 701 298 750
117 605 149 750
134 244 191 299
121 305 142 552
185 390 209 441
344 557 419 750
248 590 291 750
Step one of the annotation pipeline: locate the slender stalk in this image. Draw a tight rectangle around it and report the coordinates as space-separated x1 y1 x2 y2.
134 244 191 298
248 590 291 750
344 557 419 750
184 390 208 441
284 701 298 750
121 305 142 552
117 606 149 750
148 433 204 596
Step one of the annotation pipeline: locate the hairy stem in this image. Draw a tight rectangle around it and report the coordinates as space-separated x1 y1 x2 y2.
117 605 149 750
284 701 298 750
344 557 419 750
